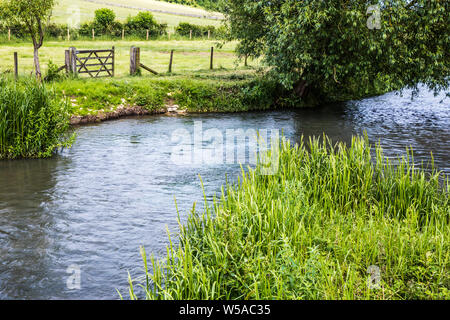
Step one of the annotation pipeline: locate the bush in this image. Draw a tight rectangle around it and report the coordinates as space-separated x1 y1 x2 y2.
44 60 66 82
175 22 216 38
0 78 74 159
125 12 167 37
94 8 116 32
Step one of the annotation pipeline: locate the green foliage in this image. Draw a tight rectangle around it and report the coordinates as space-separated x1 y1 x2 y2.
77 10 167 38
0 0 55 42
224 0 450 101
175 22 218 38
44 59 65 82
127 136 449 300
0 0 56 77
94 8 116 32
125 12 166 37
163 0 221 11
0 77 74 159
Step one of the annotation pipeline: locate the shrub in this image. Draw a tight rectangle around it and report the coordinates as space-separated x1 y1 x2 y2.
44 59 66 82
94 8 116 32
125 12 167 37
175 22 216 37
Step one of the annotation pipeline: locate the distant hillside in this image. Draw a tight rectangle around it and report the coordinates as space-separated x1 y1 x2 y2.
163 0 221 11
53 0 223 29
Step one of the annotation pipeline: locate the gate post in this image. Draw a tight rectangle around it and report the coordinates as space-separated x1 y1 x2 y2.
112 46 115 77
130 46 140 76
69 47 78 76
65 50 70 73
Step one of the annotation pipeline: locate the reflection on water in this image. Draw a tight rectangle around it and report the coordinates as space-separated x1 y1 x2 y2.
0 88 448 299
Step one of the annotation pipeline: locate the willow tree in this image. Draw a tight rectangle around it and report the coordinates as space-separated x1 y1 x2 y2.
223 0 449 102
0 0 55 80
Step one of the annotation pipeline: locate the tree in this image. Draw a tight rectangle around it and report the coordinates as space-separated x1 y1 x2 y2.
0 0 55 80
223 0 449 103
94 8 116 33
125 12 158 36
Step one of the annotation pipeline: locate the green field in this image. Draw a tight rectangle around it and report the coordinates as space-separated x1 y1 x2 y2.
52 0 223 30
0 40 244 77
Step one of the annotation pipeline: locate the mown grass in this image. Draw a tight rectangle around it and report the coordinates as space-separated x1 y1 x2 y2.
0 77 74 159
127 135 449 300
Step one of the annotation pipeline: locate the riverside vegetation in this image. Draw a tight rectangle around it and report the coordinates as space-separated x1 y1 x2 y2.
0 0 448 300
127 136 449 300
0 77 74 159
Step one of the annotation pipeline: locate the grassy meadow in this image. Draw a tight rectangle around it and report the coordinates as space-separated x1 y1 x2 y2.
0 40 241 77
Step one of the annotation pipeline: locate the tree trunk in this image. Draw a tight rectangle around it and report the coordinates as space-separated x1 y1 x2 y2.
294 80 308 98
33 47 41 81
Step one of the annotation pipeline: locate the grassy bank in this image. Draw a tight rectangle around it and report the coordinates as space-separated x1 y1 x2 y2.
0 78 74 159
128 136 449 300
49 68 289 118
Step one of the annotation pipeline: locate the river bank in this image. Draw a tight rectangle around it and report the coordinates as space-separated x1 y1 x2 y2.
57 69 395 125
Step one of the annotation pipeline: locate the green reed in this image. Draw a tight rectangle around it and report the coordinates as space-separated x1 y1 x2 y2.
127 135 449 300
0 77 74 159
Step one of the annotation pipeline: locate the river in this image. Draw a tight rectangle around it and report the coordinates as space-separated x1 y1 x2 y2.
0 87 448 299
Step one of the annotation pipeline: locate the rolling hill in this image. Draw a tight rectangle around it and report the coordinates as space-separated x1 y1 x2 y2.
52 0 224 30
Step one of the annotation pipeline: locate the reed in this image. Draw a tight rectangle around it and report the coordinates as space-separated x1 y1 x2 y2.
128 135 449 300
0 77 74 159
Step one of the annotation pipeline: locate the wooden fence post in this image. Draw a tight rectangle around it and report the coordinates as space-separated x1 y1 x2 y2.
168 31 171 40
122 29 124 40
168 49 174 73
112 46 115 77
189 29 192 39
8 29 11 41
146 29 149 40
208 30 210 39
92 29 95 40
70 47 77 76
130 46 140 76
65 50 70 73
14 52 18 80
210 47 214 70
67 27 70 41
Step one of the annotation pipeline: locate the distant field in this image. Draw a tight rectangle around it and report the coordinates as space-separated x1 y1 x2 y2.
52 0 223 30
0 40 245 77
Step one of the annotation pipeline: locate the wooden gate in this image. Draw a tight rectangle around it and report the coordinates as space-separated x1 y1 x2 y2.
68 47 115 78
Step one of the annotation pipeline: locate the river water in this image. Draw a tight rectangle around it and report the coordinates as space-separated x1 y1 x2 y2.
0 88 448 299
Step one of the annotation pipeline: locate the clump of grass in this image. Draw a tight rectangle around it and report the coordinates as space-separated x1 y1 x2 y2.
0 77 74 159
128 135 449 300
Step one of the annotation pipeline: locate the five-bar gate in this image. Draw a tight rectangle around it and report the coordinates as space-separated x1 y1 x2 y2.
68 47 115 78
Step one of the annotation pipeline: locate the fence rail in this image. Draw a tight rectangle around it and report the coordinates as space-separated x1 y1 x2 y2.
69 47 115 78
11 45 220 79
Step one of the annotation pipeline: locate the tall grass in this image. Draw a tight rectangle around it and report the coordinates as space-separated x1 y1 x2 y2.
0 77 74 159
128 135 449 300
